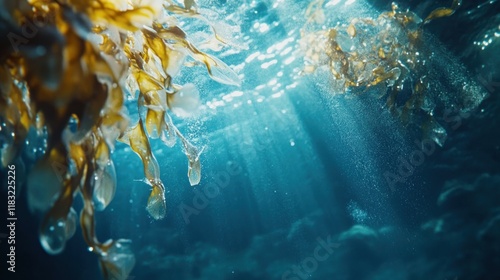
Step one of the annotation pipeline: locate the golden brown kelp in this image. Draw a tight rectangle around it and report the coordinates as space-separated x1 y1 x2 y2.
0 0 239 278
300 0 482 146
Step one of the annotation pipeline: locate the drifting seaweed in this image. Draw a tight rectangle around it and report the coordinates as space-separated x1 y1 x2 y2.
300 0 485 146
0 0 239 278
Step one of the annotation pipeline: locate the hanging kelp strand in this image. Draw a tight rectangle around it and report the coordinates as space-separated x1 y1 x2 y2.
0 0 240 279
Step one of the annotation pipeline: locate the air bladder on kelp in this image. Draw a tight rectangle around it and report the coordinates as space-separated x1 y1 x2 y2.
0 0 240 279
40 206 77 255
92 160 117 211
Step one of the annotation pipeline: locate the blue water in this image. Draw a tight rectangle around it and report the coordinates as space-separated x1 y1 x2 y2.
2 0 500 279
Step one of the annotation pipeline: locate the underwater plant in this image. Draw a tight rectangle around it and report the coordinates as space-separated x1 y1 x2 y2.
0 0 239 278
300 0 487 146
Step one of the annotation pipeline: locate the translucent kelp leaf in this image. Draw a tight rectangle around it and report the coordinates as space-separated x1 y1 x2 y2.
90 1 163 32
136 71 164 94
40 217 67 255
27 158 65 212
188 157 202 187
176 130 203 186
146 181 167 219
161 112 177 147
99 239 135 280
92 160 117 211
424 8 455 23
155 26 241 86
95 138 111 167
126 74 140 98
184 0 197 10
120 122 160 180
165 4 247 50
167 83 200 118
118 121 166 219
200 54 241 86
144 89 168 110
426 119 447 147
165 48 186 77
145 109 164 139
101 114 129 150
383 68 402 87
195 10 249 51
143 89 168 140
424 0 462 24
396 11 422 29
65 207 77 240
9 85 31 133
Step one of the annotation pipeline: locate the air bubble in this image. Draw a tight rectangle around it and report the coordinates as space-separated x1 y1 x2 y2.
40 218 67 255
